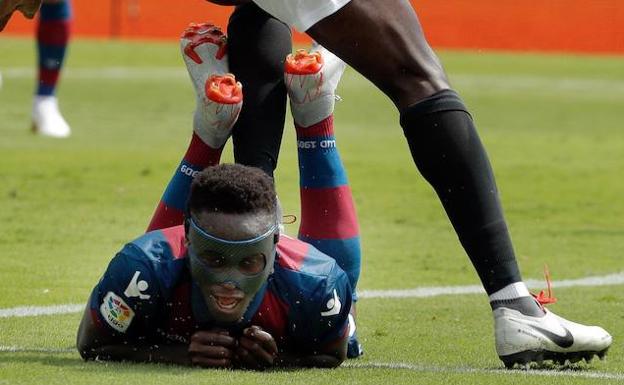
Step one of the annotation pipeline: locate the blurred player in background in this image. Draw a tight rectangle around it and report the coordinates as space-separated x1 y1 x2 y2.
31 0 72 137
77 23 358 368
0 0 71 137
205 0 613 369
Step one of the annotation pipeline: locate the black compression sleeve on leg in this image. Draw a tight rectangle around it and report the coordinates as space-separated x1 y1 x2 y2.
227 4 292 177
400 90 521 294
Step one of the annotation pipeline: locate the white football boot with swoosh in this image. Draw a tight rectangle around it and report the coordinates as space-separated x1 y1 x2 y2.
492 295 612 368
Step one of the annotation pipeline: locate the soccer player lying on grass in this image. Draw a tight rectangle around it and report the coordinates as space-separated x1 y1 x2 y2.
0 0 40 30
146 21 363 358
77 25 358 369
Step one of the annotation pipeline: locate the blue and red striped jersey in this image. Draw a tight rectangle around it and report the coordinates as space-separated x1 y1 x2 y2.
89 225 352 352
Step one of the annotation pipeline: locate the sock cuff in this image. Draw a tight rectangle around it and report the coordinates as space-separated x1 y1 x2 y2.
296 115 334 138
184 133 223 166
488 282 530 302
399 89 469 129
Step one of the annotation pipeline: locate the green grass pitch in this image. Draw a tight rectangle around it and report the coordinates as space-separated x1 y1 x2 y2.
1 36 623 384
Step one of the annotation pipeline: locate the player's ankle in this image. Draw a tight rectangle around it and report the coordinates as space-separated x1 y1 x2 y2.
295 115 334 135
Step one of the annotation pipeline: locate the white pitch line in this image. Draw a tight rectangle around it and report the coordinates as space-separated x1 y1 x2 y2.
0 303 83 318
1 272 622 318
358 271 624 299
344 362 624 381
0 346 75 353
1 67 187 80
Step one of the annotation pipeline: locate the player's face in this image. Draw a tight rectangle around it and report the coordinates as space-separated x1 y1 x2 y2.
187 211 278 324
0 0 41 31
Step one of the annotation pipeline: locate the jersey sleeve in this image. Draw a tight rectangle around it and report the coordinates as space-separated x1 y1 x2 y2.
88 243 161 338
290 264 352 350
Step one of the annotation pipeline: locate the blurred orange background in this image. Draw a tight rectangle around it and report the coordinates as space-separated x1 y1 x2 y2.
4 0 624 55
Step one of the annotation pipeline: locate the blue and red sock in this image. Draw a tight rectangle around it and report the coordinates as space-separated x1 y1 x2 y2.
296 115 361 294
37 0 72 96
147 133 223 231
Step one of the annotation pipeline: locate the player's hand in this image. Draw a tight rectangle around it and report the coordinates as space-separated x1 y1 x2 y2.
188 329 237 368
235 326 278 370
0 0 41 31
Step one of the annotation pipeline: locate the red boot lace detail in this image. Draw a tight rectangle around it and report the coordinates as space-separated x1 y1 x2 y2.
532 264 558 306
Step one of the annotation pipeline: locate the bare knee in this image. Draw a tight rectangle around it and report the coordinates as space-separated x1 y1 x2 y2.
377 52 451 109
308 0 451 109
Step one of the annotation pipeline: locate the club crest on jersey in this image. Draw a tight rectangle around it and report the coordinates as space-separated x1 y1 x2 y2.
321 289 342 317
124 271 151 300
100 292 135 332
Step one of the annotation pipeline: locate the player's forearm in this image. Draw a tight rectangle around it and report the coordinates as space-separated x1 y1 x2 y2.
276 335 348 368
275 352 344 368
79 343 191 366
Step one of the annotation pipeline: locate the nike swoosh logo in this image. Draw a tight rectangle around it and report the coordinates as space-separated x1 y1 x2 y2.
529 324 574 348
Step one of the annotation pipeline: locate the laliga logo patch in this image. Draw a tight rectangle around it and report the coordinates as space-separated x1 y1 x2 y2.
321 289 342 317
100 292 135 332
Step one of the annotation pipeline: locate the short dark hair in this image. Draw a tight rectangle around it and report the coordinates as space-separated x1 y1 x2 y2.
187 164 277 217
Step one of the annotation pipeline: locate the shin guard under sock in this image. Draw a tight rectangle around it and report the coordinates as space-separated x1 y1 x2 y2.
400 89 521 294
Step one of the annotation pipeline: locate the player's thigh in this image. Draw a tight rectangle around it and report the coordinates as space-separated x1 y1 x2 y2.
306 0 450 109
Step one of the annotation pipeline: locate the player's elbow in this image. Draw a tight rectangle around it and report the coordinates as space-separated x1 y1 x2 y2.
326 354 346 369
311 351 345 368
315 338 347 368
76 335 94 360
331 341 348 368
76 306 99 360
76 327 98 361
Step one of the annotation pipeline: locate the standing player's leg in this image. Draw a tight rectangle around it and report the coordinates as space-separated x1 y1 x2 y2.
285 46 362 358
252 0 612 367
227 3 291 177
32 0 71 138
147 24 242 231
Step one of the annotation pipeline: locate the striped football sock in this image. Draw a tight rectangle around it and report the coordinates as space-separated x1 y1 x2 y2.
146 133 222 231
296 115 361 294
36 0 71 96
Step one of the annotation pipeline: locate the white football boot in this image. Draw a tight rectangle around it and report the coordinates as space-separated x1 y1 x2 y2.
32 95 71 138
284 43 346 128
492 296 612 368
180 23 242 148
